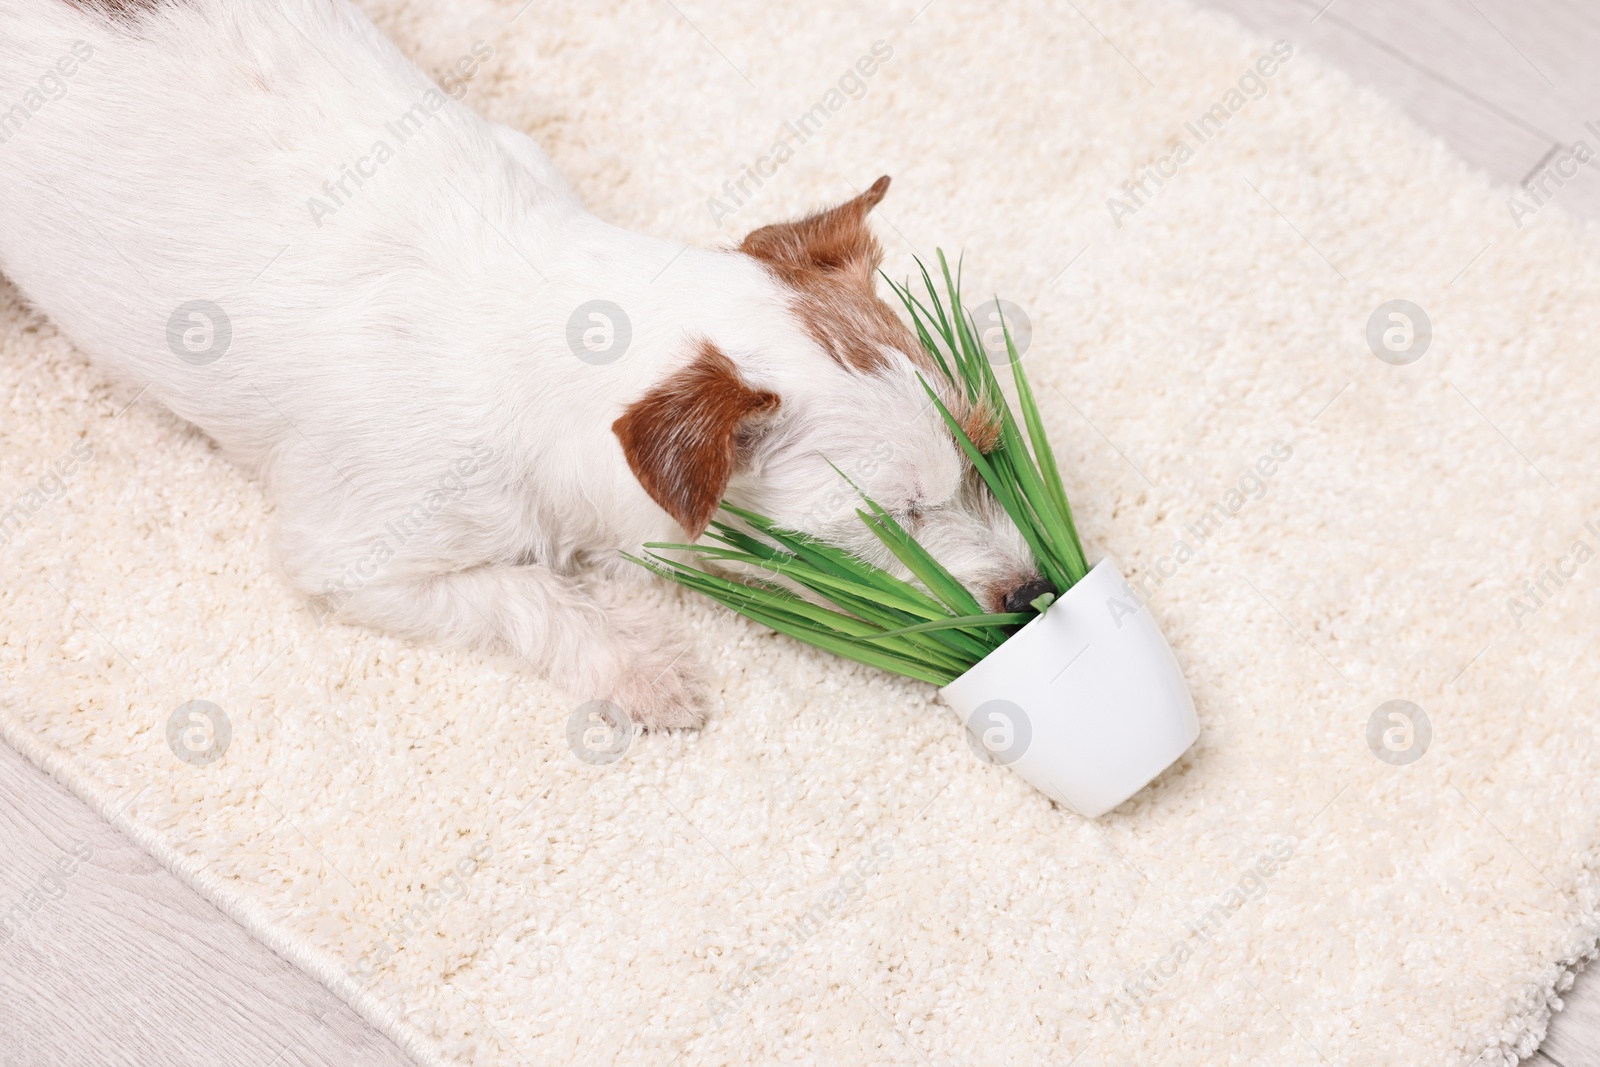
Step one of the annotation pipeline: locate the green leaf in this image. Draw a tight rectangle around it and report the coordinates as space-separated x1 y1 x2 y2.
632 553 959 685
637 550 975 677
855 502 983 618
861 612 1033 639
1008 352 1084 581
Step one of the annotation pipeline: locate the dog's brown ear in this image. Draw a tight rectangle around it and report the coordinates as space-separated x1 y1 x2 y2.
613 342 781 538
740 175 890 287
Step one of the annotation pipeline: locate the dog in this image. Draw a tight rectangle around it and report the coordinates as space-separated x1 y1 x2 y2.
0 0 1048 728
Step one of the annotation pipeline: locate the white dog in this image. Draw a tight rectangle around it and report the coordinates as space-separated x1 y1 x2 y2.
0 0 1046 727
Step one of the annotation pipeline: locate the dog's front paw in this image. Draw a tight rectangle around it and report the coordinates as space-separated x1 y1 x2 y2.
606 641 707 731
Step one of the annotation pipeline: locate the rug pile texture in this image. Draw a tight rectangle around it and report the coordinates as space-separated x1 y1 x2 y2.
3 0 1599 1064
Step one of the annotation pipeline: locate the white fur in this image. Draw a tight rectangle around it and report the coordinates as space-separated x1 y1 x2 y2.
0 0 1035 726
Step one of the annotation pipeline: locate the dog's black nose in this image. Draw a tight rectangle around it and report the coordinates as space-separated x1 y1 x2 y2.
1002 577 1056 614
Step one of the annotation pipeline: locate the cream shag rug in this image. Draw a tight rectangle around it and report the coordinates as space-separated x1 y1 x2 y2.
3 1 1599 1064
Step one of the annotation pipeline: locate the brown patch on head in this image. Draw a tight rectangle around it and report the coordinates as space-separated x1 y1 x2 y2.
740 175 1003 453
613 341 780 537
740 176 922 376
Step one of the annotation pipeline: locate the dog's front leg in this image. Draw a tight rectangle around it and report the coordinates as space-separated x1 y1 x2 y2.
324 564 705 730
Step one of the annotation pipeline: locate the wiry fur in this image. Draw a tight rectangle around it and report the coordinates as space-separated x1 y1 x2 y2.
0 0 1041 727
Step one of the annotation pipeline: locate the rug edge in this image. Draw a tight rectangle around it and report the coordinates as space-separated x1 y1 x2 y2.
0 707 450 1067
1497 930 1600 1066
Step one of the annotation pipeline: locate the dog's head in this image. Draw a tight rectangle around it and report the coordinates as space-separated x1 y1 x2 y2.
613 176 1051 615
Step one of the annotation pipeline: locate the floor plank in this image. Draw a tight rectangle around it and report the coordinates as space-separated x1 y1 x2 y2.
1196 0 1600 219
0 741 413 1067
1543 966 1600 1067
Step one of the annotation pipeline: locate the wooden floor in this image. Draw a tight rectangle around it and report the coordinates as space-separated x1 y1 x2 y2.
0 743 412 1067
3 2 1600 1065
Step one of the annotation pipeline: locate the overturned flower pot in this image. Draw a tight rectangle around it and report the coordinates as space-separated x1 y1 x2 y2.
940 558 1198 817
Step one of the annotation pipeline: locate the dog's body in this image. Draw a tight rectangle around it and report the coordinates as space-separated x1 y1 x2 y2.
0 0 1043 726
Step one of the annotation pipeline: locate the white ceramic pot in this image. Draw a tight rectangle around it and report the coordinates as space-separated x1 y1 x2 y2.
940 558 1199 817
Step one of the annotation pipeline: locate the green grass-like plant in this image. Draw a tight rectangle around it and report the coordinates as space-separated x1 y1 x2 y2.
627 252 1089 687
